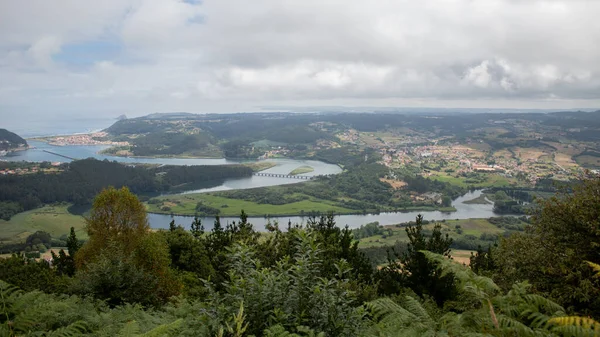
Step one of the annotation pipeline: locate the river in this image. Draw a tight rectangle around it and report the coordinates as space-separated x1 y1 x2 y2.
148 189 502 231
6 142 503 230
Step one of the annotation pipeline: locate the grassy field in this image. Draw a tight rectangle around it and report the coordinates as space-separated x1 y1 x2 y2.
243 161 277 172
575 155 600 168
0 204 87 243
452 249 474 265
146 193 356 217
428 171 518 188
289 166 314 175
357 218 505 249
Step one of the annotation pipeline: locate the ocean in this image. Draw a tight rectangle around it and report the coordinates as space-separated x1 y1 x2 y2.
3 116 117 138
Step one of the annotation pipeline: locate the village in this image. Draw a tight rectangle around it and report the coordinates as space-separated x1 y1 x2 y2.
0 162 62 176
39 132 129 147
336 127 587 187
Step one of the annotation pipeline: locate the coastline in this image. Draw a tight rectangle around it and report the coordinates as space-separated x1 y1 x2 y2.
0 145 30 157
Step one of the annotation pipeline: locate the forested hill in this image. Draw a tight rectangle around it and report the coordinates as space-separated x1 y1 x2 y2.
0 129 27 151
0 159 252 220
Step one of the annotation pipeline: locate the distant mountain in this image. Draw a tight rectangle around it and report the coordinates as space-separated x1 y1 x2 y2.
116 114 128 121
144 112 200 120
0 129 28 152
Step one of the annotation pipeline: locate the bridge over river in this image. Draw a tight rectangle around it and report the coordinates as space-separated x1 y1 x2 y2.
253 172 313 180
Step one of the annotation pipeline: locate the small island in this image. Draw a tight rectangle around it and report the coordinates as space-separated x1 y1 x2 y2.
289 165 314 175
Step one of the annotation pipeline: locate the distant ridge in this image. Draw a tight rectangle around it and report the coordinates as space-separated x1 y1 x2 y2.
0 129 28 152
144 112 200 120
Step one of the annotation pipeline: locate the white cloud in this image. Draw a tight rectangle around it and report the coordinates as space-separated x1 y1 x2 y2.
0 0 599 118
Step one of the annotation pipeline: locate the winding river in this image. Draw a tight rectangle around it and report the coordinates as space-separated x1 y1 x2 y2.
149 189 500 231
7 141 504 230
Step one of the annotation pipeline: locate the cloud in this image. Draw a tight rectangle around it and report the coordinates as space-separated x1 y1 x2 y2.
1 0 599 118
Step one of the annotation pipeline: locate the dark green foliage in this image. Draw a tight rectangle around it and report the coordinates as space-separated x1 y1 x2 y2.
0 128 27 151
402 174 465 199
52 228 80 276
493 198 527 214
352 222 387 239
0 255 68 293
0 159 252 218
195 202 221 216
66 227 81 256
222 139 262 158
190 216 203 239
129 131 215 156
368 251 586 337
470 244 497 275
495 175 600 317
52 249 76 277
2 181 600 334
70 247 165 307
305 214 374 285
25 230 51 248
377 215 456 305
0 201 22 221
161 222 214 298
488 215 528 231
199 232 366 336
360 241 408 267
107 119 166 134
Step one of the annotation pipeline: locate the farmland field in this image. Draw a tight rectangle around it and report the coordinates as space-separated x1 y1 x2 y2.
0 204 87 243
146 193 356 217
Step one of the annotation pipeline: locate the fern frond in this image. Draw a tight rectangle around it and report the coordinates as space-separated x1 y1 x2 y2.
548 316 600 329
367 297 439 336
497 315 536 337
45 321 88 337
523 294 565 314
367 297 416 323
140 318 183 337
119 320 141 337
400 295 435 327
587 261 600 278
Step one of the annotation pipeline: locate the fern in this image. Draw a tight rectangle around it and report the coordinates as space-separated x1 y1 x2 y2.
548 316 600 337
586 261 600 278
119 320 141 337
140 318 183 337
45 321 88 337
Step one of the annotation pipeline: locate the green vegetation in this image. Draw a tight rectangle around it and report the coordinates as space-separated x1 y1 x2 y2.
0 159 252 219
463 194 492 204
289 165 314 175
0 204 86 244
1 177 600 335
242 161 277 172
146 179 459 217
357 217 527 252
4 110 600 335
147 192 355 217
0 128 27 151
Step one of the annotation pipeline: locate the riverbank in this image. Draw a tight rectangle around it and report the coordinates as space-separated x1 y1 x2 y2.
145 192 457 217
0 145 29 157
99 147 224 159
147 206 458 218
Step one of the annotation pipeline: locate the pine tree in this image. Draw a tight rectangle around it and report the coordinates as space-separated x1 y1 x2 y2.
378 215 455 304
66 227 81 257
190 215 203 239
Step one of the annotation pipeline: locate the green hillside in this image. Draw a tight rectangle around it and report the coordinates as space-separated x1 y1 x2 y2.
0 129 27 151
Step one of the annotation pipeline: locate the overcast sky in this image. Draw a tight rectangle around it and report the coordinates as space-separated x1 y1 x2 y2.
1 0 599 120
